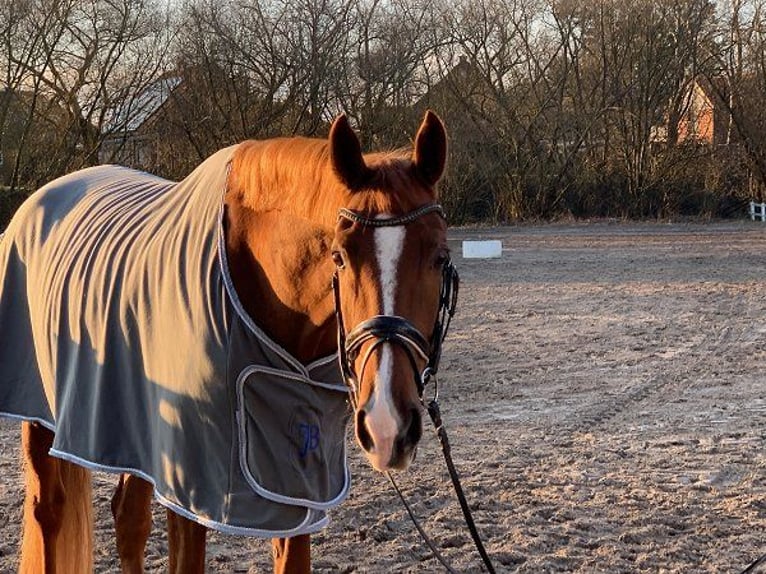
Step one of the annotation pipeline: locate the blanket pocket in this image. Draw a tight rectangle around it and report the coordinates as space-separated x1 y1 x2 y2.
236 365 351 510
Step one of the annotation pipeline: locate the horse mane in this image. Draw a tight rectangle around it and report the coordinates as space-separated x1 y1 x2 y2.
227 137 437 227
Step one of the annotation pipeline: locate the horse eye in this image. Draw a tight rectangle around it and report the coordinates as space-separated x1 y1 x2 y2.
434 251 450 268
332 251 345 268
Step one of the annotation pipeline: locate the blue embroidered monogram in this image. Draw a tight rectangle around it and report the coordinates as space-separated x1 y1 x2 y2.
299 423 321 459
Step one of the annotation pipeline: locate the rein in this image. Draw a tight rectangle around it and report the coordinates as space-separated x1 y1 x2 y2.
740 552 766 574
332 204 496 573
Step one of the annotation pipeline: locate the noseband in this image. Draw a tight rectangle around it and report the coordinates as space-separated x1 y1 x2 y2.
331 204 459 404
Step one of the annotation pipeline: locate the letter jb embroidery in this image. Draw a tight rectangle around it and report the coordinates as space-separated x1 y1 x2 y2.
298 423 320 458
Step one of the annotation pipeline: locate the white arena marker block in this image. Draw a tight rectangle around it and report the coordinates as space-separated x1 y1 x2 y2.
462 240 502 259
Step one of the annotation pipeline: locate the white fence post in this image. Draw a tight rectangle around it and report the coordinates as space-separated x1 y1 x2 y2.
751 201 766 222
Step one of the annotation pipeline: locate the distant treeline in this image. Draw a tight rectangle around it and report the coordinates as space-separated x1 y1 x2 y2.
2 0 766 226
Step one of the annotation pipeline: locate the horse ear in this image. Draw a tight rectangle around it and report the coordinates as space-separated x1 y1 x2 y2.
412 110 447 187
329 114 370 190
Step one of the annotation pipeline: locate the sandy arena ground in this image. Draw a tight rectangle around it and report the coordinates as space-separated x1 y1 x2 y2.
1 220 765 573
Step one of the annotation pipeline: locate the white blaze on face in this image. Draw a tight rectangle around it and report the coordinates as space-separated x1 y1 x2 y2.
363 223 406 470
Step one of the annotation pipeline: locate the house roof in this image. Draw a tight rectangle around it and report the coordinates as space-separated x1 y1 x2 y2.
103 75 181 134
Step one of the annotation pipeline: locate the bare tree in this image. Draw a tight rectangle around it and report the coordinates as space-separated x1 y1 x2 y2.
337 0 444 148
553 0 717 216
708 0 766 200
162 0 355 153
426 0 577 220
3 0 759 222
4 0 172 188
0 0 71 191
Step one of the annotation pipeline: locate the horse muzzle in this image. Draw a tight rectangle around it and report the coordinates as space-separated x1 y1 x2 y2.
337 315 429 471
356 400 422 471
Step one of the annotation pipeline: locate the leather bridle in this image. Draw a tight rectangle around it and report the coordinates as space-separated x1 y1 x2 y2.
331 203 459 406
331 203 496 573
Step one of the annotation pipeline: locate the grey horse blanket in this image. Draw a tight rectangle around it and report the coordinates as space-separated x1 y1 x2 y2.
0 146 351 536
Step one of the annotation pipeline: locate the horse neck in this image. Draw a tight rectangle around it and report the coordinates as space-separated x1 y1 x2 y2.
223 139 344 364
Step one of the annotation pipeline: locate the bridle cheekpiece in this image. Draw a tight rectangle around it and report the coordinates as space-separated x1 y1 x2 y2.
331 203 459 406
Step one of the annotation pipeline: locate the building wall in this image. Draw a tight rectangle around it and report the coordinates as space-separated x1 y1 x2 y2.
678 82 715 144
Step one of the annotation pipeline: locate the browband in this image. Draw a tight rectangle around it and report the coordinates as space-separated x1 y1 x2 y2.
338 204 445 227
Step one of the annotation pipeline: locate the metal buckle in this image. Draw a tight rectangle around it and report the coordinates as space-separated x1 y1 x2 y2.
420 366 439 405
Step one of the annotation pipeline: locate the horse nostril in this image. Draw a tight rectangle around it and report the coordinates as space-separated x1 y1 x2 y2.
356 409 374 452
405 407 422 446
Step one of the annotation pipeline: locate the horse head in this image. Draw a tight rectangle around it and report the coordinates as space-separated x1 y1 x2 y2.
328 111 453 471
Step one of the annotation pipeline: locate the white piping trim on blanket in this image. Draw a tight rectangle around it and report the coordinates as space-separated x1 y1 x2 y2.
215 165 339 377
244 364 348 394
306 353 341 373
235 365 351 511
47 447 328 538
2 407 331 537
0 411 55 431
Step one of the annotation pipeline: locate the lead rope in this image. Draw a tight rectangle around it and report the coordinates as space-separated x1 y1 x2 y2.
740 552 766 574
386 472 460 574
385 392 496 573
387 372 496 573
386 399 495 574
428 393 497 574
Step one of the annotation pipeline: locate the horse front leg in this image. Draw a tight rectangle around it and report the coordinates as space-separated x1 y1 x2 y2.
166 509 206 574
111 473 153 573
20 421 93 574
271 535 311 574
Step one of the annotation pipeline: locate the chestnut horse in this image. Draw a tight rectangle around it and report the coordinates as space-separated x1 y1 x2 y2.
4 111 451 573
